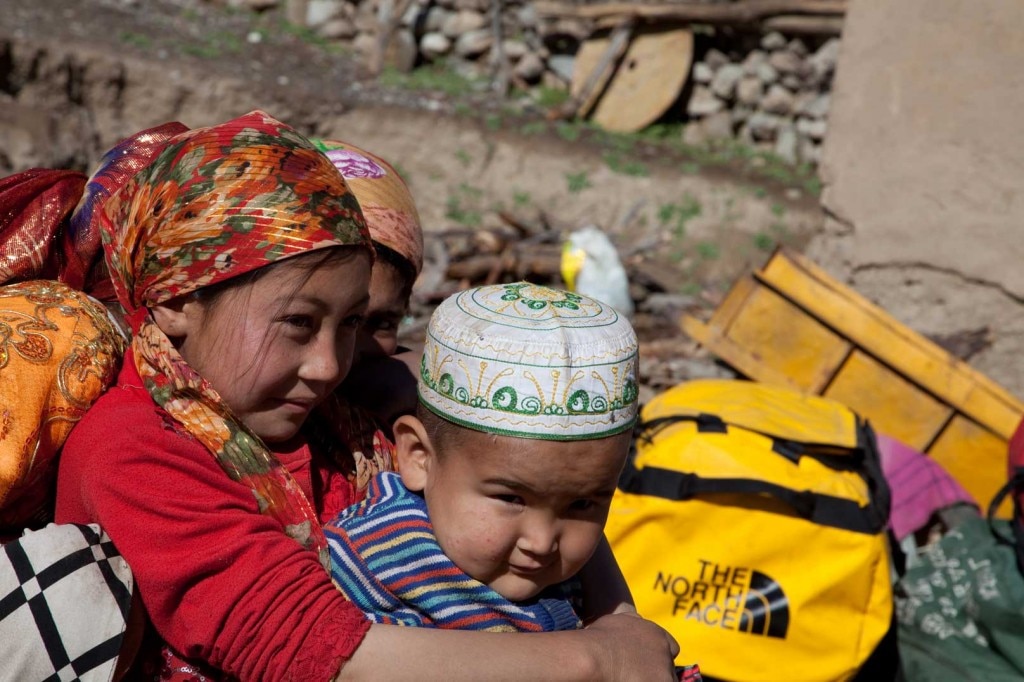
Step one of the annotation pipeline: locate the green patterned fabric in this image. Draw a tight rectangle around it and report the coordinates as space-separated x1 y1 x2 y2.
419 282 639 440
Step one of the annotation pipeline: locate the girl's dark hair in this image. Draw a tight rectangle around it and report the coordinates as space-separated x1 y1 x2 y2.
372 241 417 293
193 245 363 311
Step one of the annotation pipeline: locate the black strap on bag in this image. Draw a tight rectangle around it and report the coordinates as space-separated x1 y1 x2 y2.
987 468 1024 573
620 414 890 535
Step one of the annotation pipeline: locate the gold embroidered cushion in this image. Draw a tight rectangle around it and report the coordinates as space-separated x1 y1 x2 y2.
0 281 125 529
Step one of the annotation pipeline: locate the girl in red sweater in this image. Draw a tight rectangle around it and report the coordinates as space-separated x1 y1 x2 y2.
55 111 678 680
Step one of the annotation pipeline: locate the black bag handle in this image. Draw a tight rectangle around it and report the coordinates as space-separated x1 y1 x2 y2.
623 413 890 535
639 413 864 462
987 468 1024 546
619 458 886 534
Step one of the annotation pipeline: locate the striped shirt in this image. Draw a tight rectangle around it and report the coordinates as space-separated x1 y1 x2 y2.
325 472 581 631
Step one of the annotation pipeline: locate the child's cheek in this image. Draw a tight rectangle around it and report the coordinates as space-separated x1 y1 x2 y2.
472 520 512 562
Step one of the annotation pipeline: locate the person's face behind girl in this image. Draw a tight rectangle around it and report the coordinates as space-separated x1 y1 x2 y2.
356 257 409 360
153 248 371 446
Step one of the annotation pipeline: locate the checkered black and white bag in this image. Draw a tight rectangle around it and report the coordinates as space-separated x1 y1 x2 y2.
0 523 133 682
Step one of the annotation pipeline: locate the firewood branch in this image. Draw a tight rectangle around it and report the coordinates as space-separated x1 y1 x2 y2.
535 0 846 26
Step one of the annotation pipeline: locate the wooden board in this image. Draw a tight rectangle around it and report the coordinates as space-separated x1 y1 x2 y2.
571 25 693 133
682 248 1024 517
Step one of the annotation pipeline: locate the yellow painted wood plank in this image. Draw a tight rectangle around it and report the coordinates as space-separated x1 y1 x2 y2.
706 274 759 335
724 286 851 393
681 316 804 391
823 351 953 451
758 250 1024 438
929 416 1012 518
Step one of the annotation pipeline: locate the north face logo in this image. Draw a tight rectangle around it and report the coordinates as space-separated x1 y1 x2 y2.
653 560 790 639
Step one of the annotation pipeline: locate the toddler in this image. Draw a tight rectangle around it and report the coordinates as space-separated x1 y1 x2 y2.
325 282 639 631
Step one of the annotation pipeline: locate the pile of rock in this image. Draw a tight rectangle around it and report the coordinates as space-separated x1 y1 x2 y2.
221 1 841 166
683 33 840 165
292 0 580 89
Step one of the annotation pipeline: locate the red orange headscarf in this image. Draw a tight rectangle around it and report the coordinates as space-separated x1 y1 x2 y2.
99 110 372 559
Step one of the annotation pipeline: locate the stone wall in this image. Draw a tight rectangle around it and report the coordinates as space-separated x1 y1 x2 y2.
226 0 841 164
683 33 838 166
809 0 1024 399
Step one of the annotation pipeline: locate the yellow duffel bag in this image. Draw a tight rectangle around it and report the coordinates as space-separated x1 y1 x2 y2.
606 379 895 681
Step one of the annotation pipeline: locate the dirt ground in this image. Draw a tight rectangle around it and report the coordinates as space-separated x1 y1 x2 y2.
1 0 831 396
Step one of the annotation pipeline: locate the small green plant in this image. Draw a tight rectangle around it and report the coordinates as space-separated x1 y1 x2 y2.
454 149 473 168
278 20 344 52
753 232 775 252
680 281 703 296
771 202 786 218
804 175 823 196
182 42 223 59
555 122 582 143
519 121 548 136
119 31 152 50
445 184 484 227
658 195 703 240
484 113 503 131
598 131 636 154
603 152 649 177
379 62 480 96
513 190 532 207
696 241 721 261
535 86 571 108
639 123 685 141
673 139 823 196
182 30 245 59
753 186 768 199
681 162 701 175
565 171 592 194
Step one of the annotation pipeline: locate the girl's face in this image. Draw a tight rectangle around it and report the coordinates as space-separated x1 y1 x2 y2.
355 259 410 360
163 252 371 445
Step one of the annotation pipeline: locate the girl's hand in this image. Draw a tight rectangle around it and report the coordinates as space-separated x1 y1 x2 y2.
585 611 680 681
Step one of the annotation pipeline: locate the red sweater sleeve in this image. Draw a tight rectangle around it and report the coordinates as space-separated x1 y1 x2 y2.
55 381 370 681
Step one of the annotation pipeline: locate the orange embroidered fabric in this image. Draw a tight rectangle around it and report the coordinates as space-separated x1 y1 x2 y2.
0 281 125 531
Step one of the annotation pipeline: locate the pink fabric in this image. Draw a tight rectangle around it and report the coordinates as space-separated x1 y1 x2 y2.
877 432 977 540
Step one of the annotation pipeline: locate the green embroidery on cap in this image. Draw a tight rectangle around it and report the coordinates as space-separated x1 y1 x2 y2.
419 283 638 439
501 282 582 311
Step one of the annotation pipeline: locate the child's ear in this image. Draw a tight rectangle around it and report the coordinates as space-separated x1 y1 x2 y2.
393 415 435 492
150 296 202 339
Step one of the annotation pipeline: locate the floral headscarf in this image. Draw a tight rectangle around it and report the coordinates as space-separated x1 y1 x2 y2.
99 110 372 559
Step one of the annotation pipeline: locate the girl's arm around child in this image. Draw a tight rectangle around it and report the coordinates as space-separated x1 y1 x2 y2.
340 613 680 681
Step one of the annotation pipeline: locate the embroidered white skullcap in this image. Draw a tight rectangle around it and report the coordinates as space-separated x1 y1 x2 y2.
419 282 639 440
